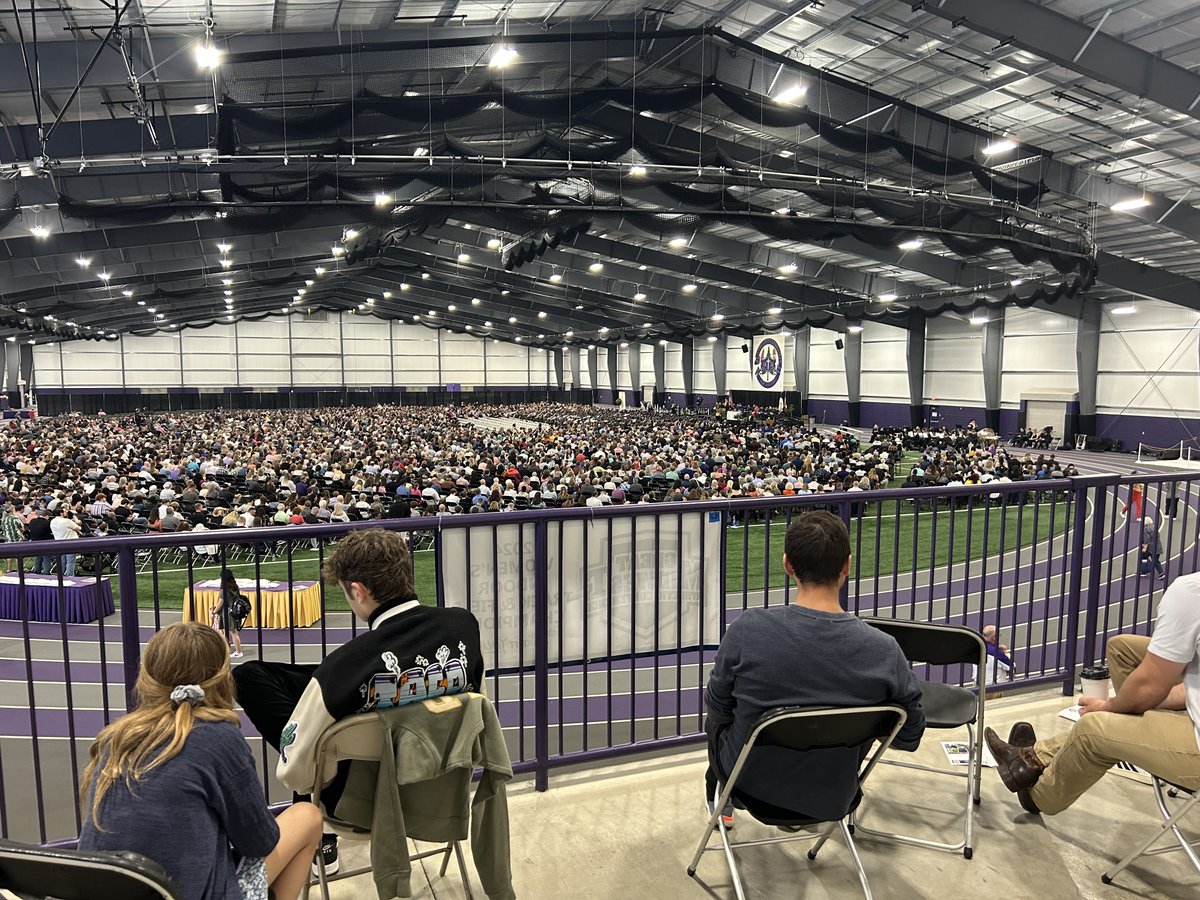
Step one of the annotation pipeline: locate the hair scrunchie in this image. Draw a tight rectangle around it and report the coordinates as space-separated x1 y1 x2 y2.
170 684 205 706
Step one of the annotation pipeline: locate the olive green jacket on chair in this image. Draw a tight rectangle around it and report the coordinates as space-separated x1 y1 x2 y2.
335 692 516 900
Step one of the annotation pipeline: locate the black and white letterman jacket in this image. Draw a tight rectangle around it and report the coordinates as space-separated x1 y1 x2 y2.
277 598 485 795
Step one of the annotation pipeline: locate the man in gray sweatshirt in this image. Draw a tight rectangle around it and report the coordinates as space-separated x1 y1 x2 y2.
704 510 926 822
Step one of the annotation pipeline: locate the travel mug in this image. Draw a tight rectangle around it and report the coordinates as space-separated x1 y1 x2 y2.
1080 665 1111 701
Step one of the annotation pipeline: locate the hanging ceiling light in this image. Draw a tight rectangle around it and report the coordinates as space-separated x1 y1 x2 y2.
489 46 519 68
774 83 807 105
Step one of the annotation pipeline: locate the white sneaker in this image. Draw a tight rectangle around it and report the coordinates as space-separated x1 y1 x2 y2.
230 651 244 659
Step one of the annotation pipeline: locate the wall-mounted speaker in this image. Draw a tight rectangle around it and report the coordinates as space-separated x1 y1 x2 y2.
741 343 750 353
835 338 845 350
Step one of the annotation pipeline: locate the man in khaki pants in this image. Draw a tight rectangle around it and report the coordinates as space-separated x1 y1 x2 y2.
984 573 1200 815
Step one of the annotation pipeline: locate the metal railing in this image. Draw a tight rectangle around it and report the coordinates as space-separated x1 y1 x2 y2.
0 470 1192 844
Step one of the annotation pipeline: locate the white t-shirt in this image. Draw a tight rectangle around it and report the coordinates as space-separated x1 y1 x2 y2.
1148 572 1200 747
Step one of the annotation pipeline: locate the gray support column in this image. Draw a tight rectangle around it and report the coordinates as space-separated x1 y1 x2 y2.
19 344 33 408
906 315 926 427
792 326 811 414
586 346 599 400
982 307 1006 431
843 326 862 427
712 337 728 401
627 343 641 403
5 346 18 403
569 347 582 390
680 337 694 406
1076 302 1101 439
606 349 618 404
652 342 666 405
553 349 564 390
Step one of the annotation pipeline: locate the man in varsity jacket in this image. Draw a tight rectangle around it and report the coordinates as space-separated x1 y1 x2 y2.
234 527 484 876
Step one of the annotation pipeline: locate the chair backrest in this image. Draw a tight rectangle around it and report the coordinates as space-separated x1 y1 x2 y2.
861 617 987 670
0 840 181 900
750 705 906 754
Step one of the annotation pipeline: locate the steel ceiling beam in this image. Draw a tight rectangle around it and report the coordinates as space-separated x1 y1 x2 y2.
915 0 1200 123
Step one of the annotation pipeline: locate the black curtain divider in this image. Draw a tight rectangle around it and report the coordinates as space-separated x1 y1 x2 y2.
218 75 1048 205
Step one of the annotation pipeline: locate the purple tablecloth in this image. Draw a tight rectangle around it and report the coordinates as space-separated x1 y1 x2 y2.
0 576 116 623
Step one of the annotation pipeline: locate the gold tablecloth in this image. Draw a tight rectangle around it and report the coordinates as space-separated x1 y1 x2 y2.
182 580 322 629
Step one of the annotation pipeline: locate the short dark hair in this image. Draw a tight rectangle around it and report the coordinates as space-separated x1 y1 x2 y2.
323 528 415 602
783 511 850 585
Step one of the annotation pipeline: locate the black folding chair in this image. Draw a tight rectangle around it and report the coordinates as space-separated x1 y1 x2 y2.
687 705 907 900
0 839 181 899
857 618 987 858
1102 776 1200 885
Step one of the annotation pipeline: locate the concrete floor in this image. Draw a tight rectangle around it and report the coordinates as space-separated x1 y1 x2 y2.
312 687 1199 900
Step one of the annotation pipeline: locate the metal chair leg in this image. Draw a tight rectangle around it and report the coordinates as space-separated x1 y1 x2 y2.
452 841 475 900
840 820 874 900
1103 786 1200 883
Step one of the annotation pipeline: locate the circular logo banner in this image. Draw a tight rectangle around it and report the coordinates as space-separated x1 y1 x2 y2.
753 338 783 389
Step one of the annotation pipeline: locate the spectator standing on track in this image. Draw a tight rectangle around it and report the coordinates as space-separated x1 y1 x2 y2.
50 506 82 577
211 569 251 659
25 508 53 575
1140 517 1165 579
1122 481 1145 520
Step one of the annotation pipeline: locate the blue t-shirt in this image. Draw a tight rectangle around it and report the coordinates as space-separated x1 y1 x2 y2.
79 720 279 900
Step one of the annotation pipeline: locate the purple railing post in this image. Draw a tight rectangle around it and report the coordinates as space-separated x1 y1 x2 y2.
1060 475 1111 696
1079 475 1114 670
116 544 142 708
533 519 550 792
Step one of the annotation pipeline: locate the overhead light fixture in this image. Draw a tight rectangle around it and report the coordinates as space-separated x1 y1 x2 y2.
374 193 391 206
457 252 470 263
472 297 481 305
331 246 345 256
447 304 457 311
847 324 864 333
28 225 50 238
75 256 91 268
711 313 725 321
413 146 429 157
537 311 548 319
515 335 521 342
898 239 923 251
659 339 668 346
682 283 697 293
400 284 410 291
98 271 111 282
421 272 430 279
367 298 374 305
315 266 326 275
707 335 718 342
1110 304 1137 315
137 300 146 306
220 258 233 268
575 304 584 310
668 236 688 248
222 277 234 286
565 330 574 338
466 325 473 330
1111 197 1150 212
383 291 392 298
778 150 794 158
587 344 596 350
344 229 359 241
121 289 134 298
599 326 609 334
633 291 647 301
485 321 493 327
1010 278 1023 287
489 46 519 68
879 292 897 302
549 273 562 282
225 289 235 296
428 310 437 317
500 289 510 296
778 263 798 274
195 39 222 70
487 238 501 250
982 139 1016 155
969 314 989 325
508 316 518 324
774 83 807 105
767 306 782 315
643 322 653 328
217 242 231 253
629 164 647 176
588 262 604 272
619 341 629 348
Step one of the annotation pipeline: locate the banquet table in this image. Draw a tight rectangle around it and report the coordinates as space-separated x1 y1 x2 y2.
0 574 116 623
182 578 322 629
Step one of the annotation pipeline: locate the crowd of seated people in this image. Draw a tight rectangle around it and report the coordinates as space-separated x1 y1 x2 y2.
0 406 1085 553
1009 425 1056 449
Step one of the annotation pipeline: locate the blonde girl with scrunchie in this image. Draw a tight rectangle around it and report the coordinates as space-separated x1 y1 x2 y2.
78 622 323 900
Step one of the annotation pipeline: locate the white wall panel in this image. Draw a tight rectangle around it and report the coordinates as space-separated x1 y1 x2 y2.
725 337 753 392
924 314 984 405
641 345 655 386
694 341 717 393
664 345 684 393
33 346 61 388
860 321 907 402
441 332 484 386
1096 300 1200 417
486 342 529 386
809 327 847 399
